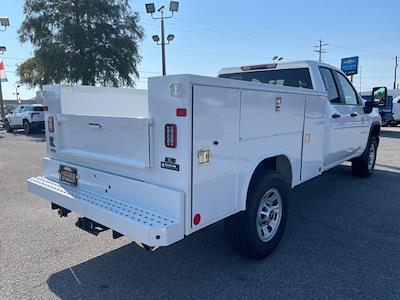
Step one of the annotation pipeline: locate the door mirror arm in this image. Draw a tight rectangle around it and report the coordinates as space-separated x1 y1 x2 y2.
363 100 373 114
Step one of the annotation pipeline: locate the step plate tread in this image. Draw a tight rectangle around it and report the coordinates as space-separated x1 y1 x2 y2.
28 176 177 229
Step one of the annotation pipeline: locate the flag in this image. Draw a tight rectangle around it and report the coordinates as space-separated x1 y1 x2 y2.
0 61 8 83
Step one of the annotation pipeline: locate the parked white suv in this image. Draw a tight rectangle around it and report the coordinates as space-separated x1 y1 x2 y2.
4 104 45 134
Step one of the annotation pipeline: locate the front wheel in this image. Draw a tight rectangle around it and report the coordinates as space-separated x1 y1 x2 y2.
23 120 31 134
4 120 13 133
224 170 289 259
352 136 378 178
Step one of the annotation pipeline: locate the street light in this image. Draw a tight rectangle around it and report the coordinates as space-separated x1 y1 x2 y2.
0 17 9 31
152 35 160 43
272 56 283 63
0 46 6 54
145 1 179 75
167 34 175 42
145 3 156 14
170 1 179 12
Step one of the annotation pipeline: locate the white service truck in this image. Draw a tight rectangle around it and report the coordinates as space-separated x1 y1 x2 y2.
28 61 382 259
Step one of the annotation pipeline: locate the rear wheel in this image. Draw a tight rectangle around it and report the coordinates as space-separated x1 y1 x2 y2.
352 136 378 177
224 170 288 259
4 119 13 133
23 120 31 134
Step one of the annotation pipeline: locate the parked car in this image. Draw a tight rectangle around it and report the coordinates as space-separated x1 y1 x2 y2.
28 61 381 259
4 104 45 134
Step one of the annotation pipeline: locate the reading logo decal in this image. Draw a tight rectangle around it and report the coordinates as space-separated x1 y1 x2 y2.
161 157 180 171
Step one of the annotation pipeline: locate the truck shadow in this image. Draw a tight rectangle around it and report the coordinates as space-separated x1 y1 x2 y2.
380 129 400 139
47 166 400 299
10 129 46 142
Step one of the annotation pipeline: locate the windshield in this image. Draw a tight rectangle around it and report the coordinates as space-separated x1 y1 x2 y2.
219 68 313 89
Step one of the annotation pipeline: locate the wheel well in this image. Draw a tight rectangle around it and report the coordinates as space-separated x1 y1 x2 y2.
249 156 292 189
23 119 29 124
371 124 380 137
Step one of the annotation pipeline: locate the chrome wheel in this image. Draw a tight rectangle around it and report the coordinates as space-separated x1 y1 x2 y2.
368 142 376 170
257 188 282 242
24 121 30 134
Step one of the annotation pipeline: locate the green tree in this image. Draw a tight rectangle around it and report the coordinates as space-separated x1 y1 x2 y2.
17 0 144 87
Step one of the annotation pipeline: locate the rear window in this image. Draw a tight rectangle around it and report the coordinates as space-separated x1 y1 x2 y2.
33 106 44 112
219 68 313 89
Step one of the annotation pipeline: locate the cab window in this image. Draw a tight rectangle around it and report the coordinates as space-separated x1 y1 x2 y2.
336 72 359 105
319 67 340 103
219 68 313 89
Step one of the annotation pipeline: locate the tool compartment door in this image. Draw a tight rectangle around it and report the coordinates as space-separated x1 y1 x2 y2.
55 114 153 170
191 85 240 229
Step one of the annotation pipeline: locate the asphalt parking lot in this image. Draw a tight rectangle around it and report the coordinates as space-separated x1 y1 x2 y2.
1 127 400 299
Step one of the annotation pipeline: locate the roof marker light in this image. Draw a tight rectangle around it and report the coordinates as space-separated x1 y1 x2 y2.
241 63 277 71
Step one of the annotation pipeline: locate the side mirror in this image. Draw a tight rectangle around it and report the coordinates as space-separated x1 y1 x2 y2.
372 86 387 107
363 100 373 114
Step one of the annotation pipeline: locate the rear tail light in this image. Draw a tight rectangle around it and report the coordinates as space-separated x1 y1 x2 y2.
48 116 54 132
44 106 48 112
165 124 177 148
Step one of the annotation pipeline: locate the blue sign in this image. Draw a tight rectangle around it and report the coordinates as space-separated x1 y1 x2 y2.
341 56 359 75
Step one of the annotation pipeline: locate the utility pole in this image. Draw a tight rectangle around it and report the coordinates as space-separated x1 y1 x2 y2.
314 39 328 62
394 56 398 90
145 2 179 76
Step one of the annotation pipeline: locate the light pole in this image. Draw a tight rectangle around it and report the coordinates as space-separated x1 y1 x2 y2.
0 46 7 122
272 56 283 63
145 2 179 76
13 85 21 104
0 16 9 123
394 55 398 90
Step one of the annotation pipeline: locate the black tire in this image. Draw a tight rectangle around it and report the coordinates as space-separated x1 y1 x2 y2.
4 119 13 133
352 136 378 178
23 120 31 134
224 170 289 259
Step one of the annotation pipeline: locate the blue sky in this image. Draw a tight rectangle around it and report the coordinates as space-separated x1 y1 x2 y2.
1 0 399 100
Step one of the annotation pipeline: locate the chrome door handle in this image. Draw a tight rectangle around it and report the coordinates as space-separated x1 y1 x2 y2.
332 113 341 119
350 112 358 117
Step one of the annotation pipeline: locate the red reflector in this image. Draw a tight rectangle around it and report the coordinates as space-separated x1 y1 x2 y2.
48 116 54 133
44 105 48 112
193 214 201 225
176 108 187 117
165 124 177 148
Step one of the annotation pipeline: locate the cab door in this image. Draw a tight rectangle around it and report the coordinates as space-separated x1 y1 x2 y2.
333 71 369 156
323 68 369 168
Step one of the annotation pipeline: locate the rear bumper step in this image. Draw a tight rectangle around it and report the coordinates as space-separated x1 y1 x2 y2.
27 175 184 247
